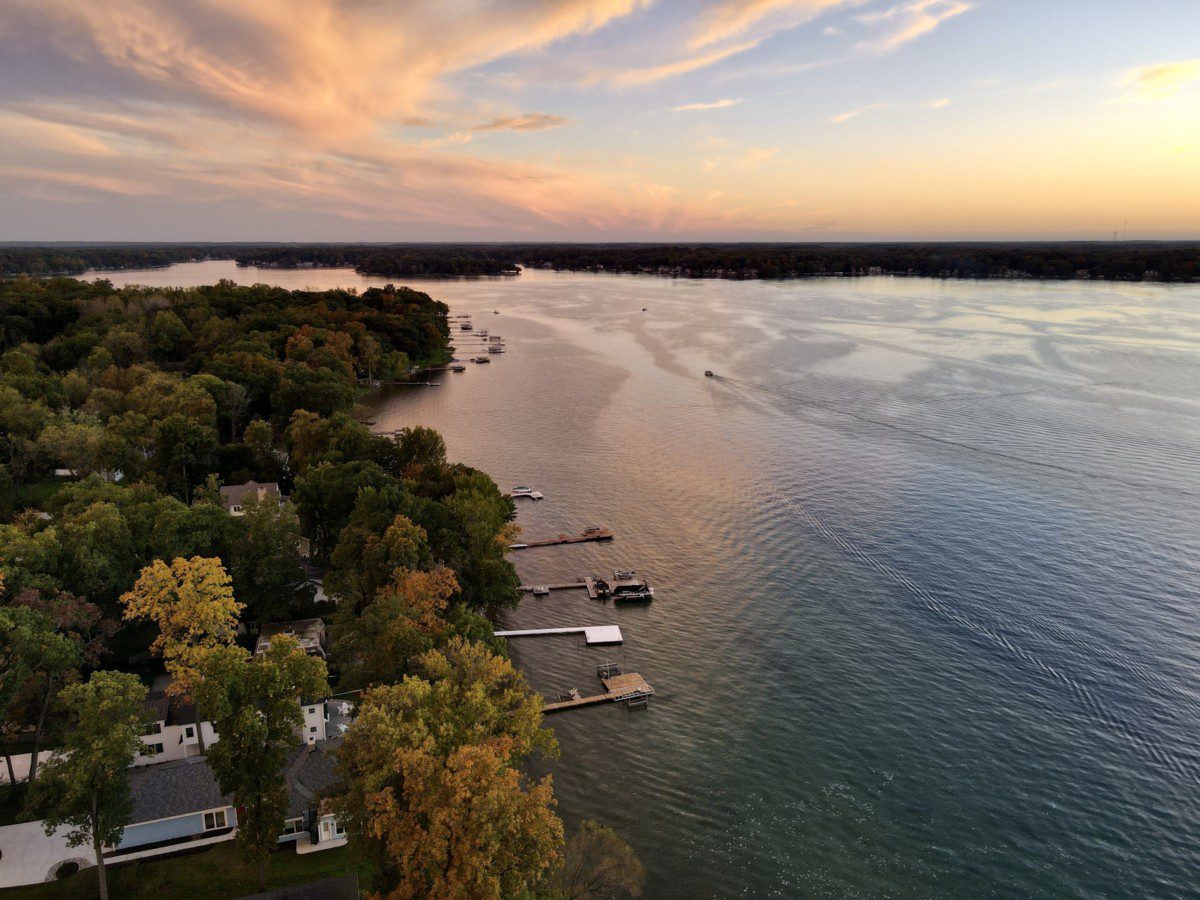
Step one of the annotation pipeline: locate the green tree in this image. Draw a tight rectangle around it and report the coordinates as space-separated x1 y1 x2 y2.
30 671 148 900
7 590 107 785
230 496 313 623
326 511 431 611
195 635 329 891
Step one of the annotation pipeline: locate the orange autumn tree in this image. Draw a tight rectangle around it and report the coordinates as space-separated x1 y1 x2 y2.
334 565 458 690
335 638 562 899
119 556 243 751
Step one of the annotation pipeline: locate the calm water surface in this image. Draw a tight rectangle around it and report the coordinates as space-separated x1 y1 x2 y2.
96 262 1200 898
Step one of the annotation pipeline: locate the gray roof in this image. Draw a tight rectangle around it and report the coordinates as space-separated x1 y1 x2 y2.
127 756 231 824
218 480 281 508
284 740 341 819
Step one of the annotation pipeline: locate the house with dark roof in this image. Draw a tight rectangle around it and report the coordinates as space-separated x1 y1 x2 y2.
279 740 347 853
218 480 282 516
133 678 218 766
110 756 237 860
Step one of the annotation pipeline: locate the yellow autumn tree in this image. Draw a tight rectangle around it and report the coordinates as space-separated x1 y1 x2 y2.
119 556 243 750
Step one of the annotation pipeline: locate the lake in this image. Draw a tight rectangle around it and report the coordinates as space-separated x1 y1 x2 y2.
92 261 1200 898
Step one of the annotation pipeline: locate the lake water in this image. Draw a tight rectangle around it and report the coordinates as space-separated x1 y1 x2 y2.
93 261 1200 898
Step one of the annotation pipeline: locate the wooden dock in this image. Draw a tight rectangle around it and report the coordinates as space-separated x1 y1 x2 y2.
509 528 614 551
494 626 622 645
542 673 655 713
518 581 588 594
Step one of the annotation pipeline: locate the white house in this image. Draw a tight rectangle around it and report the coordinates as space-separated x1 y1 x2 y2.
134 684 218 766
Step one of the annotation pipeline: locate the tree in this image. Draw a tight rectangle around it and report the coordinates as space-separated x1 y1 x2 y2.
8 590 108 785
335 639 560 895
194 635 328 891
326 511 431 612
548 820 646 899
333 566 456 689
358 739 561 899
120 556 243 751
392 426 446 473
230 497 313 623
30 671 148 900
0 605 79 789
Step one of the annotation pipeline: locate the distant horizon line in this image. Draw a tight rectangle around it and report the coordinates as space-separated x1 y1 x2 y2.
3 239 1199 247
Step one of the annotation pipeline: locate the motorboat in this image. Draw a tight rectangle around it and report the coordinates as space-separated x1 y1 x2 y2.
472 356 490 364
511 486 544 500
608 569 654 602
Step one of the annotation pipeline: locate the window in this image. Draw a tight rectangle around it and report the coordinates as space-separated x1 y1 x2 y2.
331 820 346 837
282 818 304 835
184 725 196 739
143 721 162 736
309 726 317 733
203 810 227 831
308 707 316 714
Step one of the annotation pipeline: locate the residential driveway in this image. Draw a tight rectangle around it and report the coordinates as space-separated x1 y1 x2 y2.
0 820 90 888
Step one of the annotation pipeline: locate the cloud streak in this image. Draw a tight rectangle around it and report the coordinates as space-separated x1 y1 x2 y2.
670 98 744 112
1117 59 1200 100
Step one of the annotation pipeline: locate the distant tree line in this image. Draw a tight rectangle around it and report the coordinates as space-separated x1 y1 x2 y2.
507 242 1200 282
7 242 1195 282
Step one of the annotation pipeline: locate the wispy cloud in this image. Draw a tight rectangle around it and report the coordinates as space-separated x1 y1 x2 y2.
830 102 889 123
670 98 744 112
925 96 951 109
690 0 850 49
601 40 763 87
857 0 972 53
470 113 570 131
1117 59 1200 100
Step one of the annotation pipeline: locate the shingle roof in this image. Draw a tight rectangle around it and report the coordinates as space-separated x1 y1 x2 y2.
127 756 231 824
218 480 281 509
284 740 341 819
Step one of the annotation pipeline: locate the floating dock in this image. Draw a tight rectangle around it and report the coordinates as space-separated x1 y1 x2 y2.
494 625 622 645
543 672 655 713
509 527 614 550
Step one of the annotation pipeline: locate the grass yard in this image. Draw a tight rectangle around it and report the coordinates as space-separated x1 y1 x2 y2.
0 841 373 899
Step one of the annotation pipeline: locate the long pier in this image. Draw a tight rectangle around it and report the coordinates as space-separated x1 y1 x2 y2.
543 673 656 713
494 625 623 645
509 528 614 550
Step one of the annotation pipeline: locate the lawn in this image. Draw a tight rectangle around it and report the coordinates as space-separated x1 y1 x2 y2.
0 842 374 900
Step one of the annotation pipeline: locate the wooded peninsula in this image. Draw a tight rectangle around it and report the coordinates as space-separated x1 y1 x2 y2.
0 276 643 899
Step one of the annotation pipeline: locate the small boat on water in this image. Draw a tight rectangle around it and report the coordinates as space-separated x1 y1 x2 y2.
488 345 506 354
478 329 489 337
493 310 500 315
450 364 466 372
460 322 473 331
472 356 490 364
592 569 654 602
704 370 715 378
510 486 544 500
488 335 503 342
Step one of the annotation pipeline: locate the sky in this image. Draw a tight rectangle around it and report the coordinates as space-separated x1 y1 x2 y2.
1 0 1198 241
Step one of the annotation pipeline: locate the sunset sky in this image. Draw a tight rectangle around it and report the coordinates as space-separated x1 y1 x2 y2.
1 0 1198 241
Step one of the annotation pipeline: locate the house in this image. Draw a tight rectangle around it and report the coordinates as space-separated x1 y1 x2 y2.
256 618 327 659
134 681 218 766
111 756 237 860
218 480 281 516
279 741 348 854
